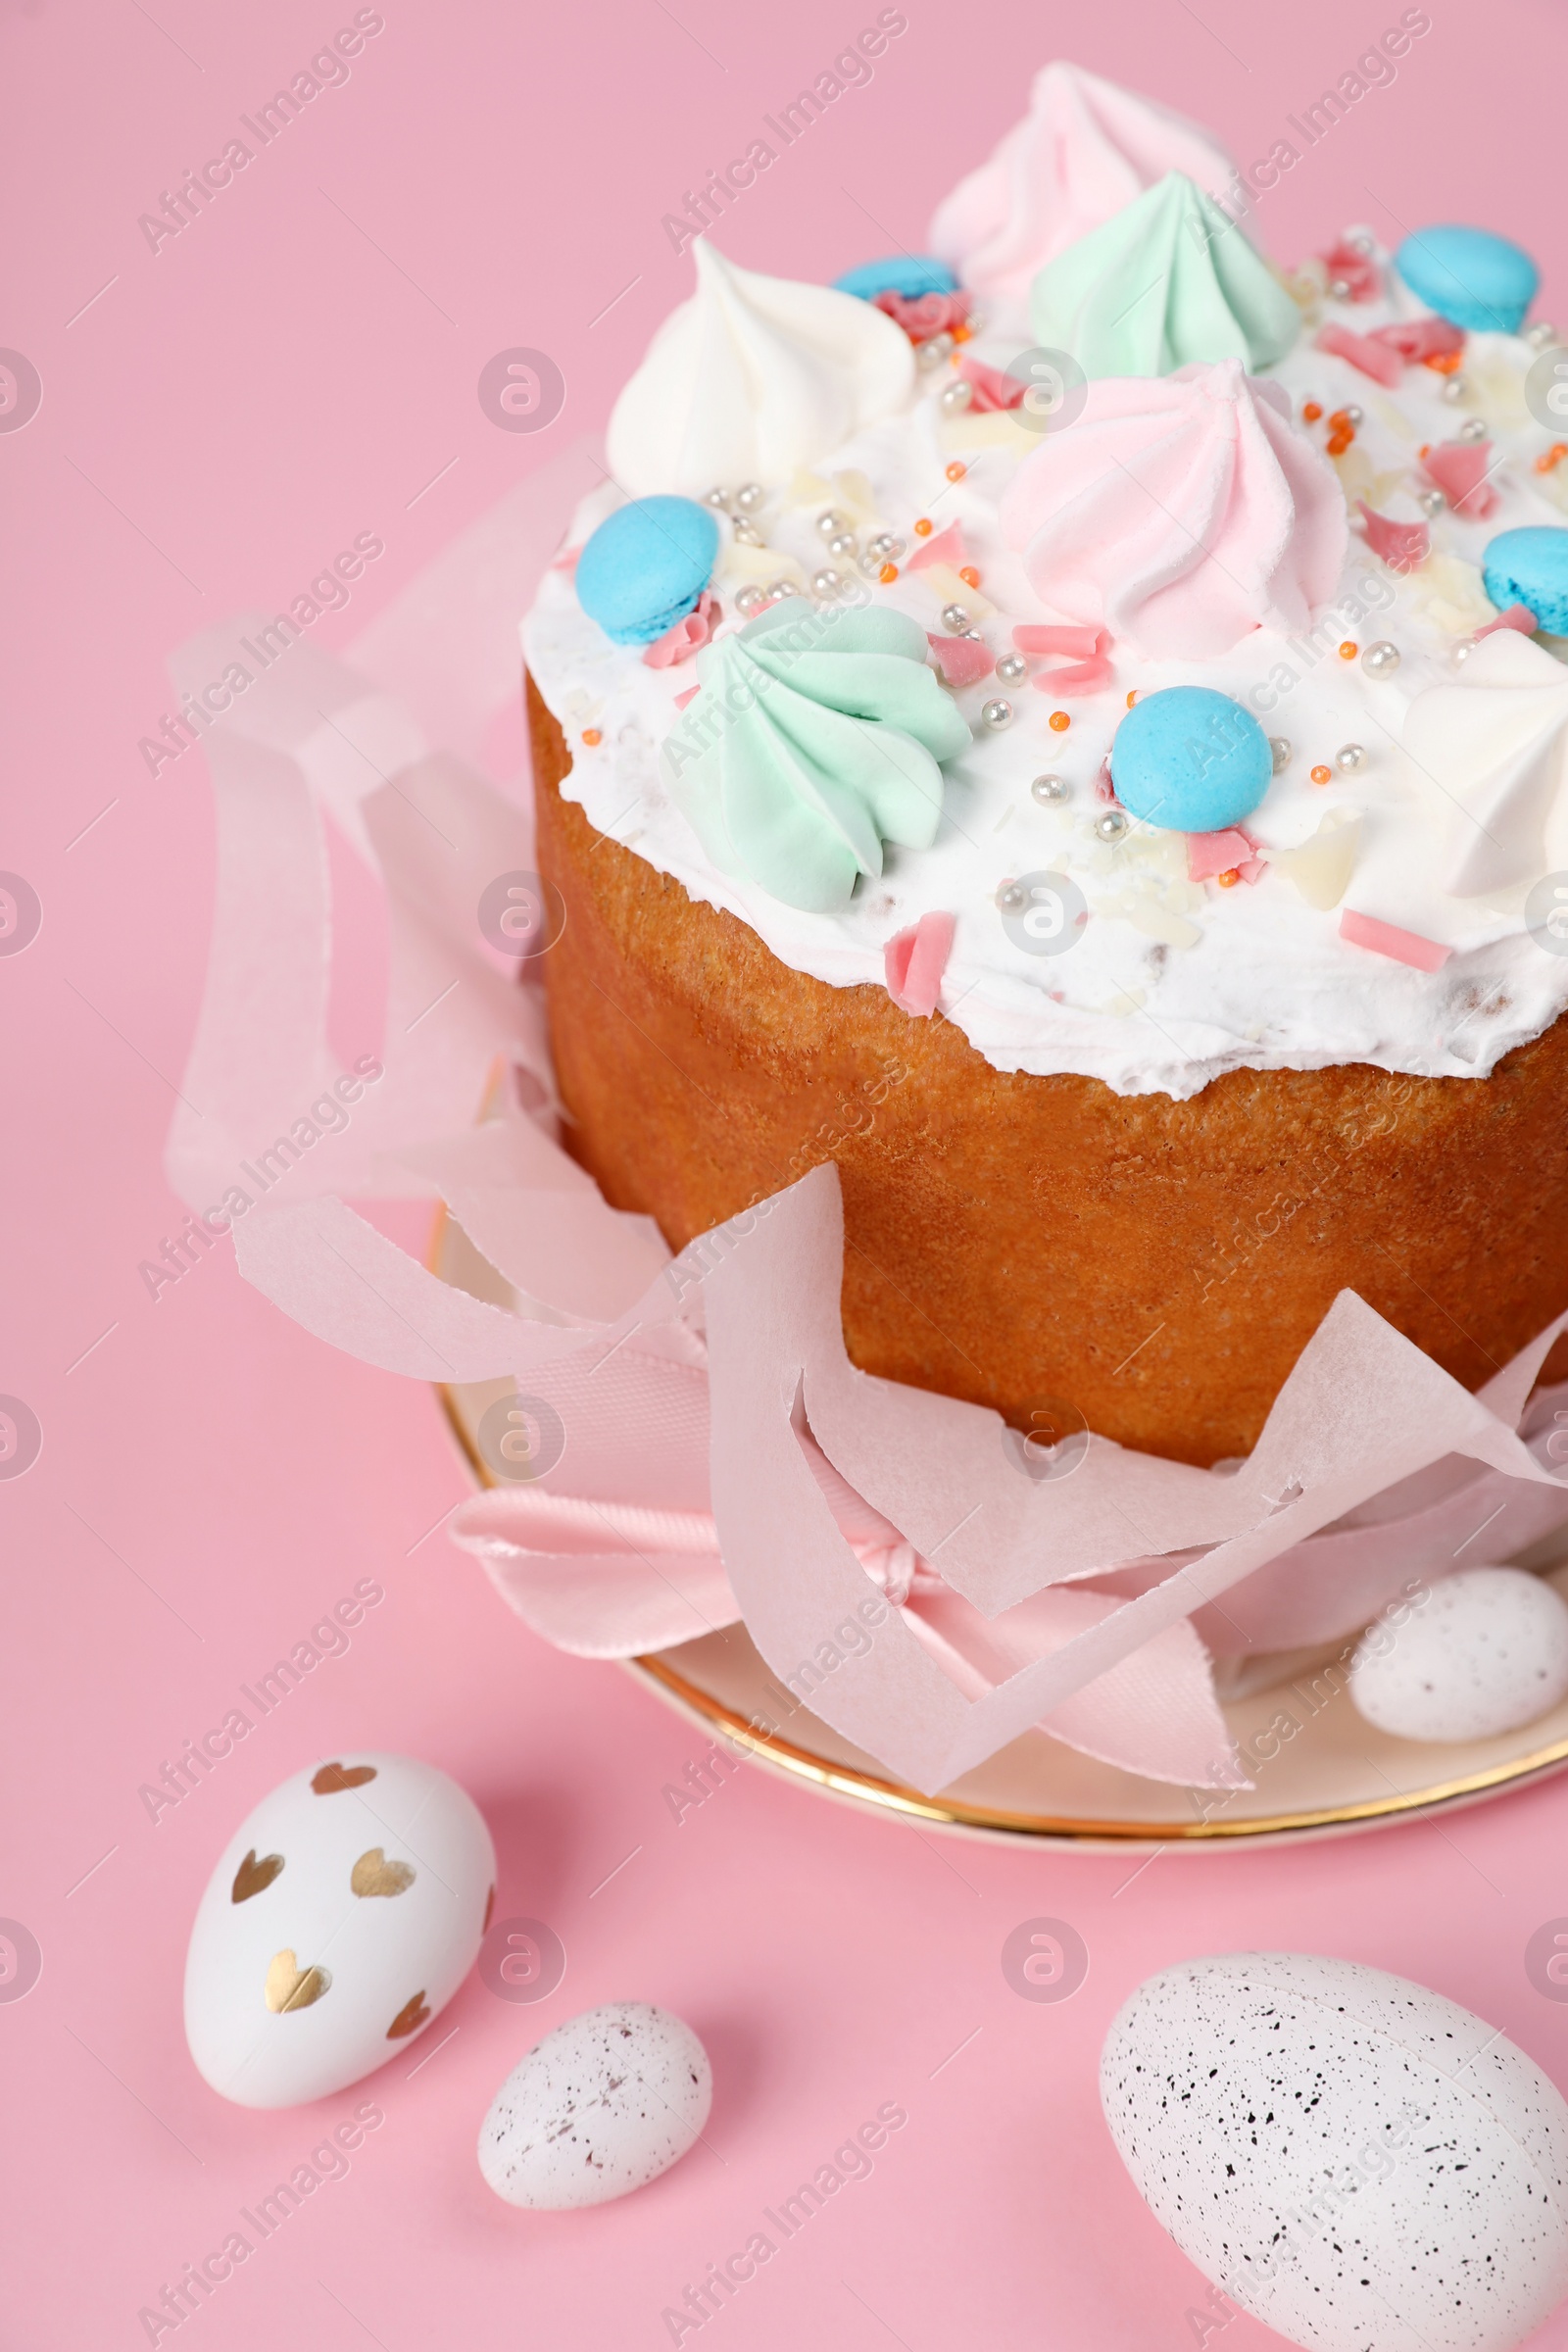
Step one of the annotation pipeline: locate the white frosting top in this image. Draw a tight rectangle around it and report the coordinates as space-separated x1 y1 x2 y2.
606 241 914 498
525 257 1568 1102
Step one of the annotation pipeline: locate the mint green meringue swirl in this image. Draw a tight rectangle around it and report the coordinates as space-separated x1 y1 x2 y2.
1030 171 1298 378
661 599 970 912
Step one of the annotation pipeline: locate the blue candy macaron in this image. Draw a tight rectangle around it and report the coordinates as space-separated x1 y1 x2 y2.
833 254 959 303
1482 526 1568 634
1109 687 1274 835
575 496 720 646
1395 224 1540 336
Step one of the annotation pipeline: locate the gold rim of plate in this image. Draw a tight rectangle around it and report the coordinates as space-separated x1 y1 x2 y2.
432 1208 1568 1850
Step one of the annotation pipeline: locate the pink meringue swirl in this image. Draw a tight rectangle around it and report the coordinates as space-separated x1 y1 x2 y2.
1000 359 1348 662
928 63 1240 321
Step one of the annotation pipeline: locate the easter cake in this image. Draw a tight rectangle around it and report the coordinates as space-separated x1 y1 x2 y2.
521 62 1568 1468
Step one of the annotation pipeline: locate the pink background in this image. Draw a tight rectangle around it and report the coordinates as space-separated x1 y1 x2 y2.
8 0 1568 2344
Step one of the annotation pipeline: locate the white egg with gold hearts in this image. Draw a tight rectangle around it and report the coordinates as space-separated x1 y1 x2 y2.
184 1753 494 2109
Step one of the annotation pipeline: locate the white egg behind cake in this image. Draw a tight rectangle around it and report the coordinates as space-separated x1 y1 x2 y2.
184 1753 495 2109
1102 1952 1568 2352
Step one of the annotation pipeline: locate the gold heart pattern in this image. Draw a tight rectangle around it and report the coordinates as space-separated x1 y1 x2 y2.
230 1848 284 1904
350 1846 416 1899
386 1989 430 2039
312 1760 377 1794
265 1949 332 2014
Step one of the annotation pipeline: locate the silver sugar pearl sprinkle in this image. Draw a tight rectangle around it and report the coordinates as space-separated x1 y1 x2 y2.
734 584 768 618
1347 228 1376 255
1453 637 1476 663
1335 742 1366 772
1269 735 1292 773
1343 404 1364 425
866 532 896 561
816 509 850 539
997 882 1026 912
811 568 842 597
730 516 764 546
981 697 1013 730
734 482 764 512
1459 416 1488 443
1361 640 1400 677
1419 487 1446 515
1527 320 1558 350
941 603 970 633
1095 809 1129 842
940 379 974 415
1442 375 1467 402
1031 774 1069 805
917 331 955 371
996 653 1028 685
703 486 730 510
1330 278 1351 301
883 535 906 562
766 578 798 603
828 531 858 559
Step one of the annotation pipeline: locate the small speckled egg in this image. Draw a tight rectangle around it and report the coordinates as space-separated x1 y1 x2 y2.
184 1754 494 2109
478 2001 711 2209
1102 1951 1568 2352
1349 1567 1568 1743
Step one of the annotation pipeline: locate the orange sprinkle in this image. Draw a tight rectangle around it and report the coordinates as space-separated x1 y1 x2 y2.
1536 444 1568 474
1310 763 1333 785
1326 431 1352 457
1301 400 1323 422
581 727 602 747
1049 710 1070 733
1328 408 1355 429
945 461 966 482
1217 868 1241 888
951 321 973 343
1338 641 1357 660
913 517 934 536
1125 689 1139 709
958 564 980 588
879 562 899 583
1425 348 1464 374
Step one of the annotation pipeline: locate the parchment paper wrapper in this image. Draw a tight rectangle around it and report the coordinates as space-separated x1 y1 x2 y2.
164 451 1568 1798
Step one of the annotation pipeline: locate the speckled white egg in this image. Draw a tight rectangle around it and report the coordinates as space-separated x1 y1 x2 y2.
1102 1952 1568 2352
1349 1568 1568 1742
184 1753 494 2109
478 2000 711 2208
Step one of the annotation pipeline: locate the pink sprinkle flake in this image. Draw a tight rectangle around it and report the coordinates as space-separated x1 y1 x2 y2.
671 684 701 710
906 521 968 573
1477 602 1539 638
1320 238 1382 303
873 287 972 344
642 589 718 668
551 544 582 574
927 632 994 688
1013 623 1102 659
1421 440 1500 519
1371 314 1465 366
1356 500 1430 573
885 909 956 1018
1314 322 1403 387
1187 828 1254 882
1339 907 1451 972
957 356 1028 413
1031 659 1112 695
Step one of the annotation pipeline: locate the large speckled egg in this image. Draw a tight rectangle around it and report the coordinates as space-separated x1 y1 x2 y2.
478 2001 711 2208
1349 1568 1568 1743
184 1754 494 2109
1102 1952 1568 2352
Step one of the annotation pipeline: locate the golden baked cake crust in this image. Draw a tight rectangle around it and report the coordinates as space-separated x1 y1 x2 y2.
531 677 1568 1467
